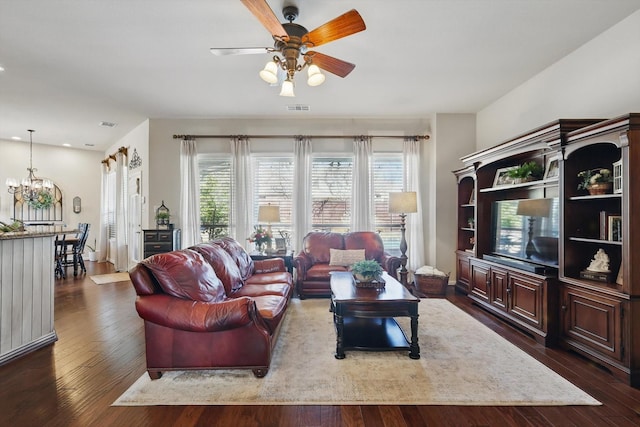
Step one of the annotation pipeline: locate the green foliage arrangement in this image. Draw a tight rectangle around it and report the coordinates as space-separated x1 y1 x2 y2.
27 191 54 210
506 161 544 180
350 260 383 279
577 168 612 190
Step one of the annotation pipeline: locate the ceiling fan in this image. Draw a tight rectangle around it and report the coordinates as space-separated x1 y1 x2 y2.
210 0 366 96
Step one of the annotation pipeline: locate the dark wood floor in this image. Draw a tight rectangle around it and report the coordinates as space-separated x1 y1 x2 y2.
1 262 640 426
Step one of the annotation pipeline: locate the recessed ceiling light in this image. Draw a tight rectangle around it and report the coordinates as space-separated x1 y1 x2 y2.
63 143 71 147
99 121 117 128
0 66 5 72
11 136 21 140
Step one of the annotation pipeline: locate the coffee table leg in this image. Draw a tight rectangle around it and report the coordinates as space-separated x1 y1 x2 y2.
334 312 345 359
409 307 420 359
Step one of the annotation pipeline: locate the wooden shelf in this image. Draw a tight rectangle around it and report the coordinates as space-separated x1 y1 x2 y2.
568 193 622 201
479 177 558 193
568 237 622 246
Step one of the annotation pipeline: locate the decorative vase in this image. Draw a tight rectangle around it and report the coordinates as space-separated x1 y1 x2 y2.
354 273 374 283
255 242 267 254
588 182 612 195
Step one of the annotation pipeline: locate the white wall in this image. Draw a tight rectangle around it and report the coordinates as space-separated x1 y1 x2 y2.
477 9 640 149
427 114 476 277
0 139 103 244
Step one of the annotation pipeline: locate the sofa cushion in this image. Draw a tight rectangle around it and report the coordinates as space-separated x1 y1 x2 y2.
190 242 244 295
302 232 345 264
329 248 365 266
306 263 348 280
233 283 292 299
142 250 226 303
211 237 255 281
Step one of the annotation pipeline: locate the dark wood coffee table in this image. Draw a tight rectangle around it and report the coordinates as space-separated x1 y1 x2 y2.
330 271 420 359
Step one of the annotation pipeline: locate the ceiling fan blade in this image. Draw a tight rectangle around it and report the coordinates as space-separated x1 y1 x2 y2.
306 52 355 78
303 9 366 48
240 0 288 40
210 47 272 56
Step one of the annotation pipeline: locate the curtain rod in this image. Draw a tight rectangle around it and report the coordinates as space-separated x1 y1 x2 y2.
173 134 430 141
101 146 128 165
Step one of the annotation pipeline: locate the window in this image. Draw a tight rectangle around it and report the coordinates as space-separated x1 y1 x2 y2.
311 157 353 231
253 156 294 239
373 154 403 253
199 156 232 241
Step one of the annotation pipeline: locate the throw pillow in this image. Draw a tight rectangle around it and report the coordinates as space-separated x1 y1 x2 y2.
329 248 365 266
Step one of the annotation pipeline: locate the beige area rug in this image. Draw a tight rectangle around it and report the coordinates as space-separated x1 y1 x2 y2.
113 298 600 406
90 272 130 285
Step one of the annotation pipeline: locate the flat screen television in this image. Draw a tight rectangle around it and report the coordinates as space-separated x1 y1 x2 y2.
491 197 559 267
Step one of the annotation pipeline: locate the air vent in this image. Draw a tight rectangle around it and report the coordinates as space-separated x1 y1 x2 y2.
99 121 117 128
286 104 310 112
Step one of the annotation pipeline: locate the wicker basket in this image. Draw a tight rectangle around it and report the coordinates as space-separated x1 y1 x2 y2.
414 270 450 297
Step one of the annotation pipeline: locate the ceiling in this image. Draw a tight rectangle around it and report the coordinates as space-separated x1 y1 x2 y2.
1 0 639 151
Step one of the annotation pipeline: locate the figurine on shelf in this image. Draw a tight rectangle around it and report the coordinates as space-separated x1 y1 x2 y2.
587 248 611 273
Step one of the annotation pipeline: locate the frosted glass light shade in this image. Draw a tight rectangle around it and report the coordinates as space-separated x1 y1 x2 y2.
279 79 295 97
259 61 278 84
307 64 325 86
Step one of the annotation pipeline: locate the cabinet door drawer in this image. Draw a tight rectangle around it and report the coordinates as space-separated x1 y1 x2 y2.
509 272 545 328
144 242 172 253
562 286 623 361
469 259 490 303
144 232 159 242
156 231 173 242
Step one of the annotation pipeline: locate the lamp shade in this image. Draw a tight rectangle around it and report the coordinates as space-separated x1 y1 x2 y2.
307 64 325 87
389 191 418 214
259 61 278 84
516 198 552 217
258 205 280 223
279 79 295 97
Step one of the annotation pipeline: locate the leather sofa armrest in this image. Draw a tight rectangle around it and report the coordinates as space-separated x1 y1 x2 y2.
292 252 312 278
253 258 285 273
380 253 401 280
135 294 260 333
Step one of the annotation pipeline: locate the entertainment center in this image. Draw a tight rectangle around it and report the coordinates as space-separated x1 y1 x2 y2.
454 114 640 386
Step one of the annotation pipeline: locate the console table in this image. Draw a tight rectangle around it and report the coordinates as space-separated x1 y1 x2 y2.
250 251 294 274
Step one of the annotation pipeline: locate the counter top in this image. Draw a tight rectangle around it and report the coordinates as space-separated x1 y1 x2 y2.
0 226 74 240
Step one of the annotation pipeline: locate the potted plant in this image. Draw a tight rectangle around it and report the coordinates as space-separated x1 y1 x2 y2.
577 168 613 195
350 259 383 282
506 161 544 183
86 239 99 262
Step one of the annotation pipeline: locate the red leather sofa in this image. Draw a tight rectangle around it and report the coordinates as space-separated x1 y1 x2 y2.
129 237 293 379
293 231 401 298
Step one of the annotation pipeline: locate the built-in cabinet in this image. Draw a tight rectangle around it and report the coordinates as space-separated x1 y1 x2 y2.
455 114 640 386
557 114 640 386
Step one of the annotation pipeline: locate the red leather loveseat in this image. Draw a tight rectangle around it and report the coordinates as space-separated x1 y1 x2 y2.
129 237 293 379
293 231 401 298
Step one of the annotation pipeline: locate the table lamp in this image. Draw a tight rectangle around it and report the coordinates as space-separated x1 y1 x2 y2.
258 205 280 251
516 198 552 259
389 191 418 287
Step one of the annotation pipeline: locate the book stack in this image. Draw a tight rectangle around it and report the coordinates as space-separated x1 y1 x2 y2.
599 211 622 242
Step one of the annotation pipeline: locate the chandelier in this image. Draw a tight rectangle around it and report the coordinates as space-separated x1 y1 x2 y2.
6 130 54 203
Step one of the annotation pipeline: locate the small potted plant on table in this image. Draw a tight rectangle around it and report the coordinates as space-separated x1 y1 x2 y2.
350 260 383 285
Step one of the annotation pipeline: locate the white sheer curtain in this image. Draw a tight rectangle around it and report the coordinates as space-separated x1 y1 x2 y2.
404 137 425 272
231 136 252 249
351 136 372 231
98 162 109 262
114 150 128 272
293 136 312 253
180 138 201 248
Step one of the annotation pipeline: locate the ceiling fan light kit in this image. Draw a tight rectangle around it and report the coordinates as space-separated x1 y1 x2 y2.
214 0 366 97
